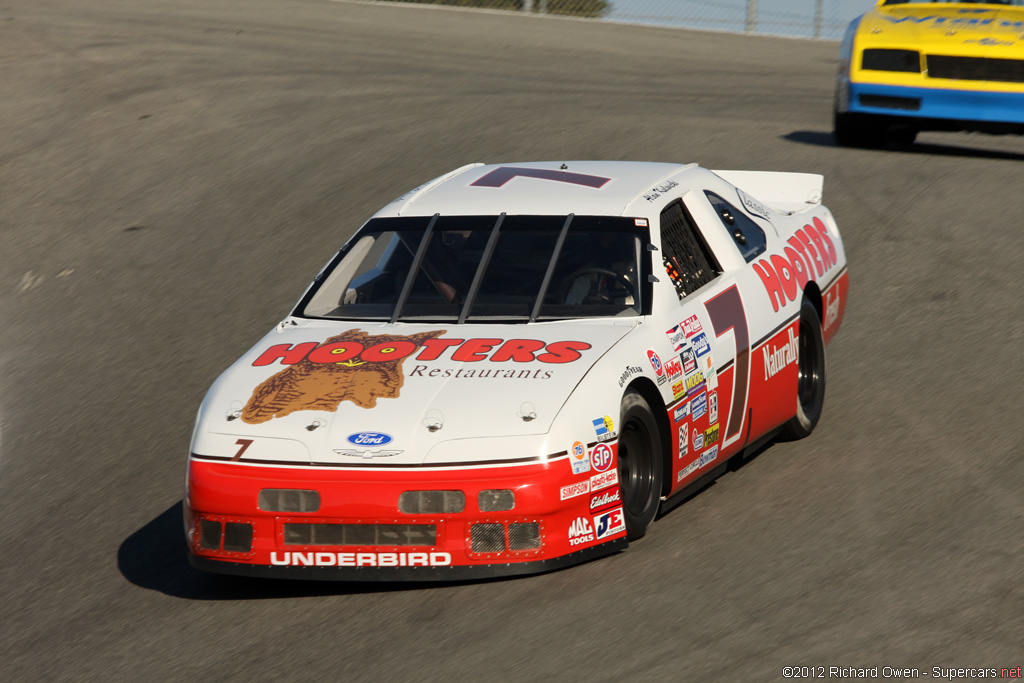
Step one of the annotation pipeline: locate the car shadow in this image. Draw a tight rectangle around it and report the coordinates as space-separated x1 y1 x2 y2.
118 501 488 599
784 130 1024 161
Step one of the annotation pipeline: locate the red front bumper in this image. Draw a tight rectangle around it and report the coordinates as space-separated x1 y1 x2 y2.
185 454 627 581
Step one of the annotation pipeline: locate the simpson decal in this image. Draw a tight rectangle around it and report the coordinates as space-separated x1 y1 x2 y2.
561 480 591 500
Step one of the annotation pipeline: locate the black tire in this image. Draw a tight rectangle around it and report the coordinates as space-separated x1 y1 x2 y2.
833 110 886 149
617 389 663 540
778 299 826 441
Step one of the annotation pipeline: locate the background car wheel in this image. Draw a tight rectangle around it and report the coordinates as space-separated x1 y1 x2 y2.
778 298 826 441
833 111 885 149
617 388 663 540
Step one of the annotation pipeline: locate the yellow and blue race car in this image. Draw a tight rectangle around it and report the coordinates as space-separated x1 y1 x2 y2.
834 0 1024 146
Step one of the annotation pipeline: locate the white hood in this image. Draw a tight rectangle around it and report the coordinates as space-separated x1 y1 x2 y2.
192 319 635 466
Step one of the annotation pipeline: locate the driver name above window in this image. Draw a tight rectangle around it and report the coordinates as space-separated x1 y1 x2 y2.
300 215 650 323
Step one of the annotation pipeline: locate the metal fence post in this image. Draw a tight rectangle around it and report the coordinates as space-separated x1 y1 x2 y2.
523 0 534 12
814 0 823 38
746 0 757 34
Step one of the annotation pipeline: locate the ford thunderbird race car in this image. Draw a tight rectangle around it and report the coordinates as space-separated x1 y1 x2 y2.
834 0 1024 147
185 161 848 580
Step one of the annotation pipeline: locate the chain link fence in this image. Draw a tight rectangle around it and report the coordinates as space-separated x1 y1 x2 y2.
371 0 878 40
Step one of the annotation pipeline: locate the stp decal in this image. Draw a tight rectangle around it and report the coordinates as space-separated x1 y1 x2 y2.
590 443 614 473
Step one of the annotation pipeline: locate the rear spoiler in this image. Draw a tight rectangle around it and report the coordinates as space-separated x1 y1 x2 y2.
712 170 823 215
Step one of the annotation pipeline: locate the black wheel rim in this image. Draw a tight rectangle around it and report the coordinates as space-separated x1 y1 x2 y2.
797 318 822 412
618 417 654 516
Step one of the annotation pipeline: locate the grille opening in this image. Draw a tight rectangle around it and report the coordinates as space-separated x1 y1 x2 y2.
478 489 515 512
862 48 921 73
471 523 506 553
508 523 541 550
223 522 254 552
859 94 921 111
199 520 222 550
283 523 436 546
927 55 1024 83
258 489 321 513
398 490 465 514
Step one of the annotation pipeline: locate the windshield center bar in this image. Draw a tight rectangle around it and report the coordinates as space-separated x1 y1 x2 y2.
457 213 506 324
390 213 440 323
530 213 574 322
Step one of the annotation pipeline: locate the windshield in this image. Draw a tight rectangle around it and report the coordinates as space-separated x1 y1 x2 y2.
298 215 650 323
882 1 1024 5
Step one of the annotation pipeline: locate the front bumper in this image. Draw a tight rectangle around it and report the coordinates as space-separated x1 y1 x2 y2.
844 81 1024 131
185 454 627 581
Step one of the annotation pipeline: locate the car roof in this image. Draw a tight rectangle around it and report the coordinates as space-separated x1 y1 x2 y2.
375 161 698 218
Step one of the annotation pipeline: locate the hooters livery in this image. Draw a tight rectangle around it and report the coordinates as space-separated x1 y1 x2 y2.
834 0 1024 147
186 161 848 580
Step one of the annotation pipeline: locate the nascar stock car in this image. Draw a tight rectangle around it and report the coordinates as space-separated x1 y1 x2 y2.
185 161 848 580
834 0 1024 147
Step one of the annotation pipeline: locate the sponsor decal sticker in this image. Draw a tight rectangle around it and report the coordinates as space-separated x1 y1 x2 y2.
704 424 720 447
684 370 706 396
698 445 719 468
590 469 618 491
824 289 841 331
673 402 690 422
665 357 682 382
270 551 452 567
693 428 705 451
590 443 614 473
681 347 697 374
560 480 591 500
682 315 703 338
666 324 687 353
678 424 689 458
247 330 593 422
618 365 642 388
708 390 718 424
592 415 614 437
764 327 798 380
737 188 771 221
594 507 626 540
568 516 595 546
691 332 711 358
647 349 663 377
569 440 590 475
753 217 837 313
691 392 707 420
672 380 685 400
703 355 717 390
589 488 621 512
346 432 393 446
677 458 700 482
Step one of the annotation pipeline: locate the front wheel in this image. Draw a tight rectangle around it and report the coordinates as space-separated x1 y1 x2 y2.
778 298 827 441
617 389 663 540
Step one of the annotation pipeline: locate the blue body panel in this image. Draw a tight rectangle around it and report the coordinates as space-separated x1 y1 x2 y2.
847 82 1024 124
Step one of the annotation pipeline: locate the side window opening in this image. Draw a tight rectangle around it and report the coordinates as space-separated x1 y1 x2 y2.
704 191 767 263
659 200 721 299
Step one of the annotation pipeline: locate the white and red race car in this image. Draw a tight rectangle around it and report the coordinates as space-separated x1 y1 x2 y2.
185 161 848 580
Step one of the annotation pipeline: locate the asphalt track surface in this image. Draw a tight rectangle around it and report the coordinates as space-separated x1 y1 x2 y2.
2 1 1023 681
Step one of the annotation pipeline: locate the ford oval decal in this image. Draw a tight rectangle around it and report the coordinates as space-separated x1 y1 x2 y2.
346 432 393 446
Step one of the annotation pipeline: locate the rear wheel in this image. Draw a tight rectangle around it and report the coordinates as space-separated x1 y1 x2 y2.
779 299 826 441
617 389 663 540
833 111 886 149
